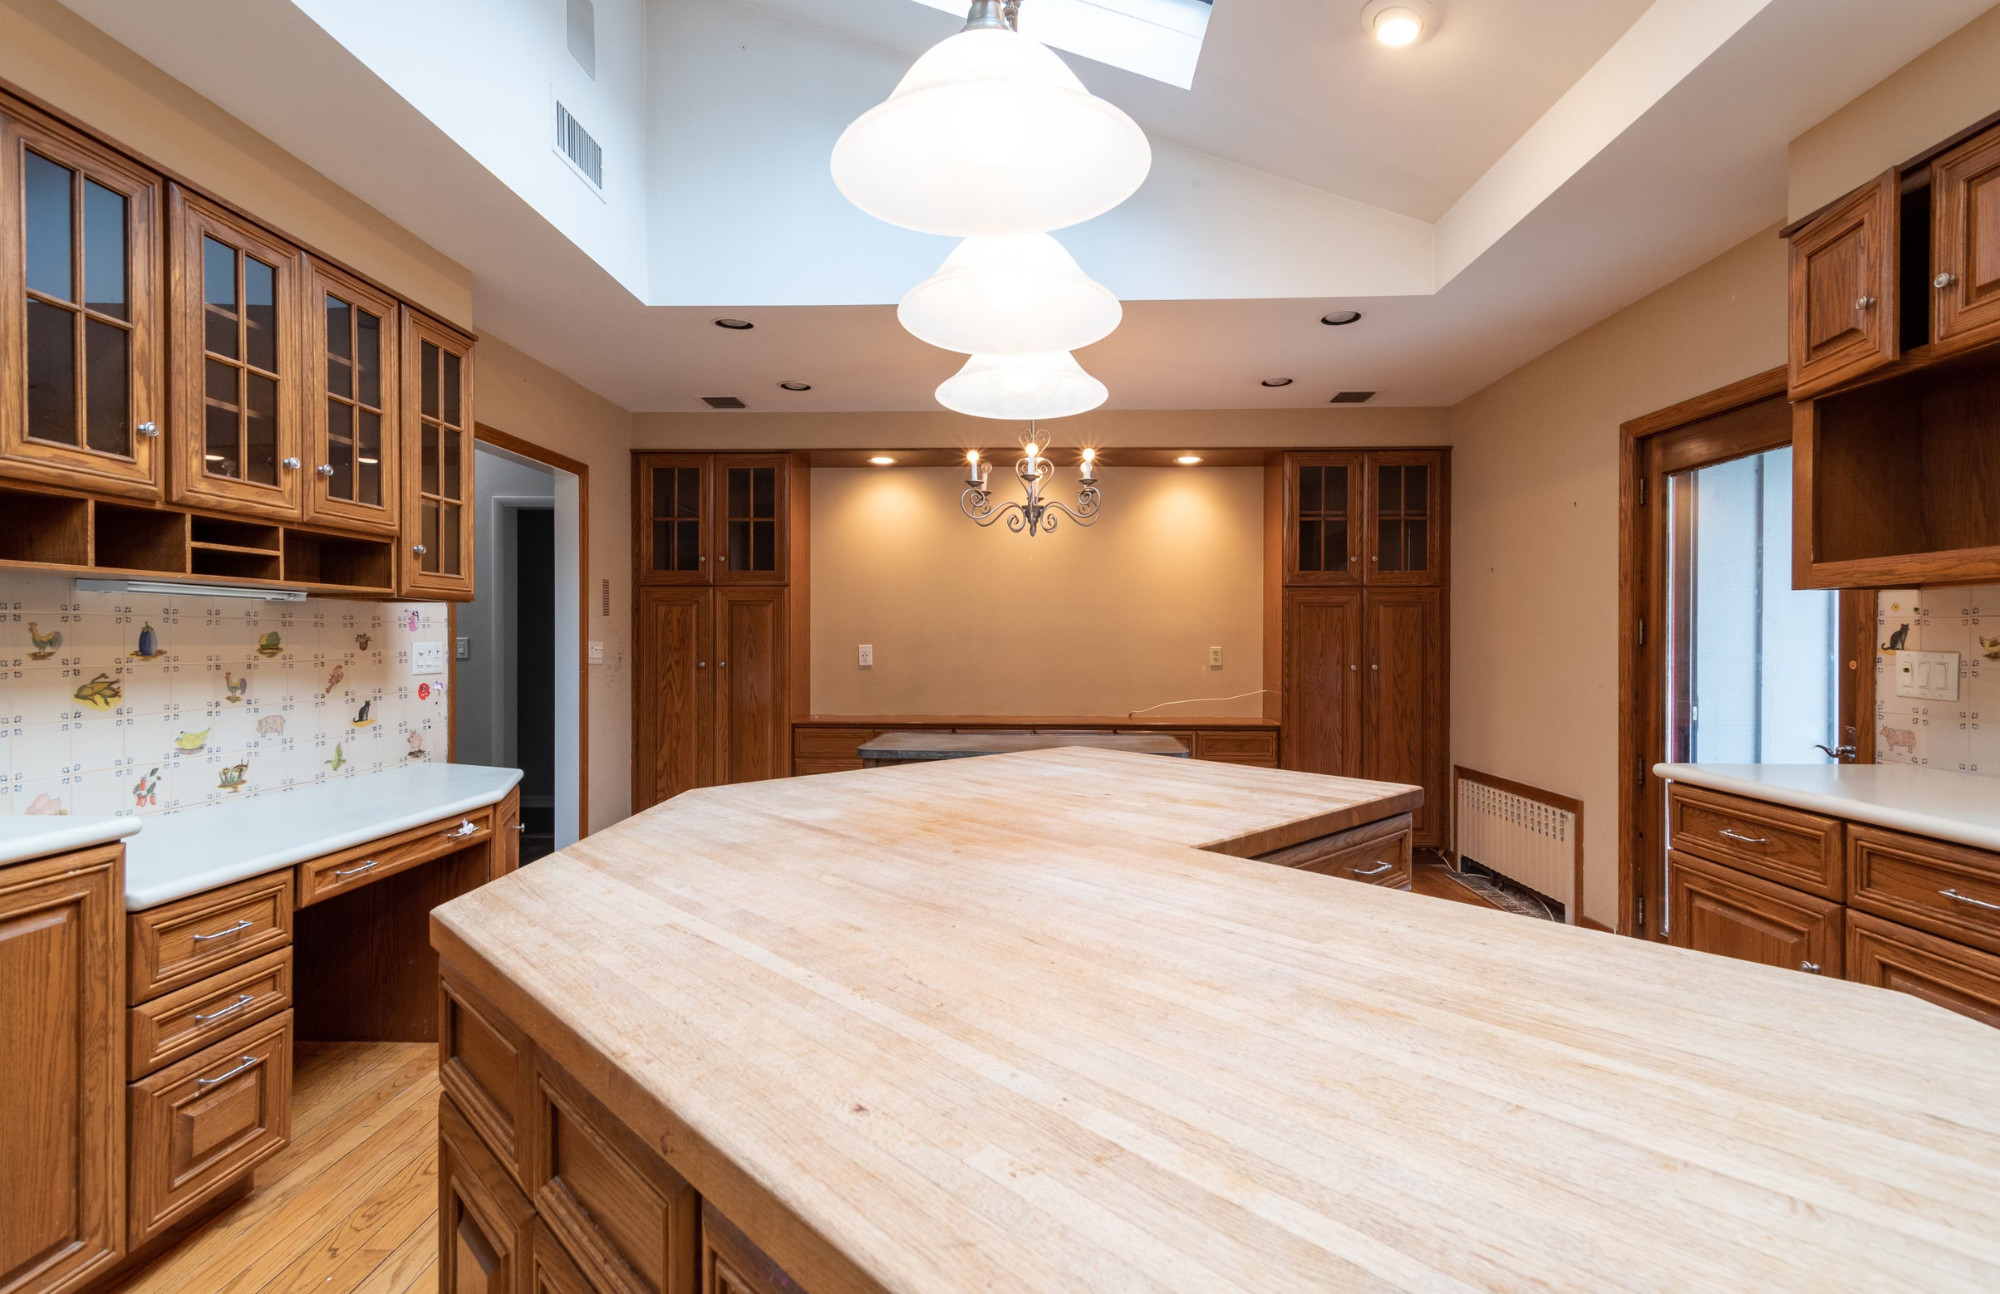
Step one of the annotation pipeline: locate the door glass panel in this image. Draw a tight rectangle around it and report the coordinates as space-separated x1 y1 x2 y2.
26 300 77 445
203 237 238 358
1377 465 1402 514
1296 462 1349 572
677 521 699 570
357 410 382 505
327 400 354 498
753 520 775 570
676 468 700 517
421 501 440 572
442 352 462 426
325 295 352 397
421 342 440 418
82 181 126 319
440 501 461 573
752 467 774 517
24 151 73 301
243 257 277 372
1375 464 1429 573
421 425 439 495
1299 465 1322 514
356 310 381 407
84 319 130 456
205 359 238 474
729 519 750 572
1299 519 1323 571
443 428 462 500
728 467 750 519
245 373 278 484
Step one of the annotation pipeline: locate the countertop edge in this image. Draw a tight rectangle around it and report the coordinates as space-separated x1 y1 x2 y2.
1654 763 2000 852
0 817 143 866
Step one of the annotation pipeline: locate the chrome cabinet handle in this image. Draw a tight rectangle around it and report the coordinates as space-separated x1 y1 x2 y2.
1718 828 1769 845
1854 296 1876 309
1936 272 1958 288
411 543 427 555
282 456 301 470
195 1055 263 1089
1351 860 1394 877
137 421 159 437
442 818 479 839
191 918 253 942
332 860 378 878
316 463 334 477
194 993 254 1023
1800 961 1822 974
514 822 527 833
1942 888 2000 913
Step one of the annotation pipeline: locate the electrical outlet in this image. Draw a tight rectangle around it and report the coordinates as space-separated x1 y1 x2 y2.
411 641 445 675
588 640 605 664
858 643 874 668
455 636 471 661
1895 650 1960 701
1209 646 1223 668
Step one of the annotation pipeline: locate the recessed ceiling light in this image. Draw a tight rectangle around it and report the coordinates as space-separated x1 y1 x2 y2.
713 318 754 330
868 456 896 466
1321 310 1363 326
1261 377 1294 388
1175 455 1203 466
778 381 812 391
1362 1 1433 46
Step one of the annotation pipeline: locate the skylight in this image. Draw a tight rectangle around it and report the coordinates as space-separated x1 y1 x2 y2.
906 0 1213 89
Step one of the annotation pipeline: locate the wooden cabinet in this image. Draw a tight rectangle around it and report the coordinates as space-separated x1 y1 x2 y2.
1847 910 2000 1029
1282 450 1445 588
1930 127 2000 353
1786 170 1899 399
1363 588 1444 845
127 948 291 1080
1363 452 1444 585
636 453 795 586
0 844 123 1294
301 258 399 535
440 964 536 1192
1282 589 1362 776
400 309 475 598
127 869 293 1005
441 1092 539 1294
701 1202 808 1294
636 587 716 808
1847 825 2000 957
1668 849 1844 977
1255 813 1413 888
1667 784 1844 901
0 104 162 501
714 588 788 787
1281 452 1361 586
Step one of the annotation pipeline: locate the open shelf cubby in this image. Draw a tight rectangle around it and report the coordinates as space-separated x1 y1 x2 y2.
282 530 395 594
93 503 190 573
189 515 283 552
0 488 90 567
189 545 283 582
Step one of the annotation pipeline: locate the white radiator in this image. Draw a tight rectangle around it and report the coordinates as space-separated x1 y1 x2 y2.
1453 770 1582 922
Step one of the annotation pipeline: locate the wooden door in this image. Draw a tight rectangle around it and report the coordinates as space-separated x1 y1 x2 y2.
0 845 122 1294
1787 170 1898 398
1281 588 1363 775
714 588 788 785
0 105 162 500
1668 850 1843 976
1930 127 2000 352
636 588 713 810
636 453 713 585
1281 453 1361 586
1363 452 1444 586
1363 588 1445 847
301 258 399 534
401 309 475 597
168 185 303 520
713 456 790 585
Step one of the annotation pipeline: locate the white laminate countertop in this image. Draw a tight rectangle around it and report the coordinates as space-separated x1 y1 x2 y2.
123 764 522 910
0 815 142 866
1656 762 2000 851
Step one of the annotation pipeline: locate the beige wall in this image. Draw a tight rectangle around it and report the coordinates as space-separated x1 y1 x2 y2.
810 466 1267 718
635 407 1449 452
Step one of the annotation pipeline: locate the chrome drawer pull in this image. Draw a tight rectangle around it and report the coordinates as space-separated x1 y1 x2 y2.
1941 889 2000 913
194 993 254 1023
1351 861 1394 877
1800 961 1822 974
195 1055 262 1089
1717 828 1769 845
442 819 479 839
332 860 379 878
191 919 253 942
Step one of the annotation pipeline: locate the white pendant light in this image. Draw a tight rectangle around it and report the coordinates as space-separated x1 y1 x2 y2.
830 1 1151 237
899 233 1121 354
935 350 1108 420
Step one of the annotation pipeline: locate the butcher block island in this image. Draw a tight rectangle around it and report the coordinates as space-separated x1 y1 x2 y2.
429 750 2000 1293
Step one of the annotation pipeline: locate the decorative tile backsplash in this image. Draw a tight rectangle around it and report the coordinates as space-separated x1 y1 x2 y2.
1 570 450 818
1874 584 1998 776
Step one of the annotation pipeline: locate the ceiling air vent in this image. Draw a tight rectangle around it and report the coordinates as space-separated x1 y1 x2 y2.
1329 391 1376 404
701 396 747 409
554 101 603 190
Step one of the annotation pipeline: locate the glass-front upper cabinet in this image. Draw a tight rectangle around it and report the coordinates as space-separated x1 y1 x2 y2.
638 452 711 585
714 454 789 584
0 106 161 498
400 308 475 597
1365 450 1446 586
1284 452 1362 586
168 186 302 520
302 258 398 534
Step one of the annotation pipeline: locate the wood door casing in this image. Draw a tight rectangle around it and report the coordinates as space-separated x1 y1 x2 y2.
636 588 714 810
0 844 123 1294
400 308 475 598
1931 127 2000 354
1363 588 1444 847
0 103 163 500
1281 588 1362 775
1281 452 1362 587
714 587 787 786
1668 850 1843 977
301 257 399 535
1787 170 1899 399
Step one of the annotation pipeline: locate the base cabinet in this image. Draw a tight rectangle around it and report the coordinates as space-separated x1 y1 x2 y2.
1668 850 1843 977
635 588 788 811
440 1093 538 1294
1847 910 2000 1029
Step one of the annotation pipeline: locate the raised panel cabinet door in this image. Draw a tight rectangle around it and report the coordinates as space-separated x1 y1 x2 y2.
1930 127 2000 352
714 587 787 786
1668 850 1843 977
167 185 304 520
636 453 713 586
400 309 475 598
0 845 122 1294
712 455 790 585
1363 588 1445 847
1847 910 2000 1029
0 106 163 500
1363 451 1445 586
1281 588 1362 775
439 1093 537 1294
301 258 399 535
636 588 714 810
1787 169 1898 399
1282 452 1362 587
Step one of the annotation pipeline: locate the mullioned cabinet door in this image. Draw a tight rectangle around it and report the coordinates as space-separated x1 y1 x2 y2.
399 308 475 598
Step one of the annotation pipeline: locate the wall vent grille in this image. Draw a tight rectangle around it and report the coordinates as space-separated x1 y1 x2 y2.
701 396 747 409
1329 391 1376 404
555 101 603 189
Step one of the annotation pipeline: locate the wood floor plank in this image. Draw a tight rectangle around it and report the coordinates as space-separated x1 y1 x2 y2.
345 1207 440 1294
242 1134 439 1294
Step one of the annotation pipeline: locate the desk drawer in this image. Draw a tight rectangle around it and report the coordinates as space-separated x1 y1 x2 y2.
128 948 291 1079
1258 814 1412 887
298 807 493 907
1848 825 2000 956
129 870 294 1005
1668 784 1844 900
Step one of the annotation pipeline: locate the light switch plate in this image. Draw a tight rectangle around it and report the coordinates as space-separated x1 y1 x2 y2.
588 640 605 664
1895 650 1960 701
858 643 874 668
411 641 446 675
455 636 470 661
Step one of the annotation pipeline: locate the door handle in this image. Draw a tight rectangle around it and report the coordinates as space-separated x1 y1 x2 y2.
1942 888 2000 913
195 1054 263 1088
191 918 253 942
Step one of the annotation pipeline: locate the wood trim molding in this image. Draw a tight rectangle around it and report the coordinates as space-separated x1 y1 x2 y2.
792 714 1282 730
1617 367 1788 440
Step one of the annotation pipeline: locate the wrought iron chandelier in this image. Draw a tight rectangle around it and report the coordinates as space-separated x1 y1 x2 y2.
961 428 1099 537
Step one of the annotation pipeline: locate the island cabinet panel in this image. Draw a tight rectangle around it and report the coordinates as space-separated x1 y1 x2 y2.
1848 824 2000 956
1787 169 1899 399
0 103 163 501
701 1203 809 1294
440 964 537 1191
0 844 123 1294
127 868 294 1005
1668 783 1845 901
1930 126 2000 353
531 1222 598 1294
1847 910 2000 1029
1669 849 1844 977
441 1092 539 1294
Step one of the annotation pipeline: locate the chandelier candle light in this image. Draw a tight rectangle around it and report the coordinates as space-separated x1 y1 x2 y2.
963 434 1100 537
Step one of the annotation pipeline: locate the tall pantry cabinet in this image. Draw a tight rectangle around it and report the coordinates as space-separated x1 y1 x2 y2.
1277 451 1450 848
632 453 808 810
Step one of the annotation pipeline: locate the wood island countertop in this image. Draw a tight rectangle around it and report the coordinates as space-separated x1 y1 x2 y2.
432 749 2000 1293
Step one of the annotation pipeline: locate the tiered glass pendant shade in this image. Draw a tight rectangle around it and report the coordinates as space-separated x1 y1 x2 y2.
899 233 1121 354
935 350 1108 420
830 27 1152 237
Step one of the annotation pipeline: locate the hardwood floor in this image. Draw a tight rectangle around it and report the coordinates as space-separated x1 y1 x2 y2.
1409 857 1506 910
111 1041 440 1294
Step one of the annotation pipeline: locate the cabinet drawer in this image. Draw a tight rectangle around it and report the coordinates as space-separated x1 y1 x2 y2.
1667 784 1844 900
1193 729 1279 766
440 1092 538 1294
129 1008 293 1243
1668 850 1843 978
703 1200 809 1294
1848 825 2000 956
298 806 493 907
791 728 875 760
129 948 292 1079
1848 911 2000 1030
1257 813 1412 888
129 870 294 1004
